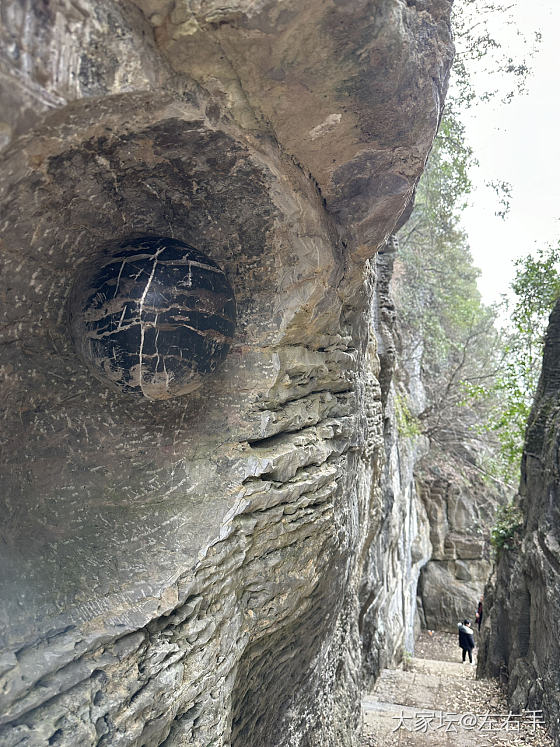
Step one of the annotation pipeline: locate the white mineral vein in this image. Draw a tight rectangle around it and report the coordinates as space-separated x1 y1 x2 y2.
138 248 164 396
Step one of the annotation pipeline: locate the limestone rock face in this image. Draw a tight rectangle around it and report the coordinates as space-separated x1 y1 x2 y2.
417 471 495 632
0 1 453 745
479 300 560 744
365 241 433 665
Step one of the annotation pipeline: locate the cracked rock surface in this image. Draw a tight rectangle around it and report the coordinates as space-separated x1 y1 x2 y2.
0 1 453 744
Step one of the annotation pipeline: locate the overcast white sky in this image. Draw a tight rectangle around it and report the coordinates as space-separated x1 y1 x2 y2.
459 0 560 305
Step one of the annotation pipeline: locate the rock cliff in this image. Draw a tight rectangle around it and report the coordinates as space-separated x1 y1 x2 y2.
0 1 453 745
416 462 497 631
479 299 560 744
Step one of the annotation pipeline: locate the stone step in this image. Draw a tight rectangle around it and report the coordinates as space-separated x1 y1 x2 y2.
361 655 528 746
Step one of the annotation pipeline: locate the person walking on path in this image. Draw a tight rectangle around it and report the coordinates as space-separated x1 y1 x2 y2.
458 619 475 663
475 597 483 631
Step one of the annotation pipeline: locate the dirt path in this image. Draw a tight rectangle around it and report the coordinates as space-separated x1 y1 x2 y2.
361 631 553 746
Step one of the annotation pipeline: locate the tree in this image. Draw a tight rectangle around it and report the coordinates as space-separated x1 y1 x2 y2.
392 0 544 486
393 108 507 475
449 0 541 216
451 0 541 109
489 245 560 472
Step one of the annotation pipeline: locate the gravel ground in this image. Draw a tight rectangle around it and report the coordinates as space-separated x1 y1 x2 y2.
361 630 555 746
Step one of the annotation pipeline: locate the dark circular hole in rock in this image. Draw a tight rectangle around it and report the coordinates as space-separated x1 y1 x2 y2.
69 236 236 400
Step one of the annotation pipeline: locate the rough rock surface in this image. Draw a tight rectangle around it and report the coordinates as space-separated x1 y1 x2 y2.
0 1 453 745
417 469 496 632
479 299 560 744
368 238 432 662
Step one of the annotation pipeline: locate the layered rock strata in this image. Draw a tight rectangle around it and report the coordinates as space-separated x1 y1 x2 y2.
417 469 496 632
0 1 453 744
480 299 560 744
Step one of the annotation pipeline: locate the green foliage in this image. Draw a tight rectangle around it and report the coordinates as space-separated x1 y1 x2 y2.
401 649 413 672
487 179 513 219
395 110 505 470
395 110 480 360
510 245 560 340
425 244 560 485
489 245 560 473
448 0 539 219
393 0 544 487
490 501 524 555
394 393 420 439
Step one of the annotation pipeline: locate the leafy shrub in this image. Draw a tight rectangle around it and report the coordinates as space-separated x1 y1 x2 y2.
490 502 524 555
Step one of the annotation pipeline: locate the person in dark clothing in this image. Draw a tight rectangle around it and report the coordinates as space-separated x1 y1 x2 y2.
458 619 475 663
475 597 483 631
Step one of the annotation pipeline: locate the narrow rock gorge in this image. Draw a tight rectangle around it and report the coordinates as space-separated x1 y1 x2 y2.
0 1 471 744
480 299 560 745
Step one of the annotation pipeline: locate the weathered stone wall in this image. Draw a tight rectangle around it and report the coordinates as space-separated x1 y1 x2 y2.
479 299 560 744
367 238 433 661
0 1 453 744
417 469 496 632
